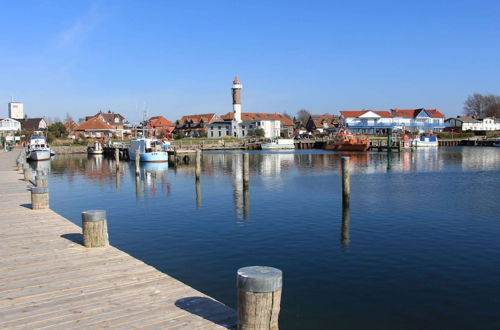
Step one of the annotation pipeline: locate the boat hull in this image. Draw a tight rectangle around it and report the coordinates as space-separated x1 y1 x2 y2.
129 150 169 162
324 143 368 152
261 144 295 150
28 150 51 161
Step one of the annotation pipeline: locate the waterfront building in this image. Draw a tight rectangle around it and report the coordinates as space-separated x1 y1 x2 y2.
63 121 78 139
340 110 394 134
8 102 24 120
175 113 221 137
0 118 21 144
446 116 500 132
73 116 115 138
149 116 175 137
85 111 129 138
339 108 446 134
305 114 340 134
391 108 446 132
17 118 48 132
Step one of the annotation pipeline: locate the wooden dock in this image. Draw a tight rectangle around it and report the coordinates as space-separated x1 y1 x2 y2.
0 149 236 329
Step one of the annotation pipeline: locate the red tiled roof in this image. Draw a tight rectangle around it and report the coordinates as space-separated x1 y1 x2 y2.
309 115 340 128
392 108 444 118
221 112 294 126
340 110 393 118
150 116 175 127
74 117 114 131
177 113 218 125
424 109 445 118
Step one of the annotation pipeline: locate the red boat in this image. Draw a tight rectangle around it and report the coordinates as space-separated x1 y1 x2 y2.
324 129 369 151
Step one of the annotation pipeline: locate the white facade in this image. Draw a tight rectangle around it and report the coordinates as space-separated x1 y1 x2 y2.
208 121 233 138
8 102 24 120
0 118 21 132
447 117 500 131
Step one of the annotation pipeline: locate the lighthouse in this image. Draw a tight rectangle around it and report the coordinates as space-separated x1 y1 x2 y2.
232 76 242 123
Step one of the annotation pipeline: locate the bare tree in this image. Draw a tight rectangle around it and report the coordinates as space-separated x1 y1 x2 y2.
296 109 311 125
282 112 292 120
464 93 500 118
65 112 74 123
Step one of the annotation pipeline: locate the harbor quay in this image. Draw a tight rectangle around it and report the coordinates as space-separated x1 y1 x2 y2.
0 149 239 329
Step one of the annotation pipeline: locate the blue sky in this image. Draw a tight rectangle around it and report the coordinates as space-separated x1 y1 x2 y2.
1 0 499 123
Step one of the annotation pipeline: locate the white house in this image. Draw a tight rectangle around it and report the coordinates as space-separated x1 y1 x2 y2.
0 118 21 133
446 116 500 131
340 110 394 134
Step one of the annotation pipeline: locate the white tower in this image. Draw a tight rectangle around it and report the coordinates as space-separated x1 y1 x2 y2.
232 76 242 123
8 102 24 120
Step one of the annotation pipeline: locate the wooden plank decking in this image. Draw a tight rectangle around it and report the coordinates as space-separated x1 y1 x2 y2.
0 149 236 329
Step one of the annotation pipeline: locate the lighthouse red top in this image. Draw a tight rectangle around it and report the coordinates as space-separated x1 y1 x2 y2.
233 76 240 83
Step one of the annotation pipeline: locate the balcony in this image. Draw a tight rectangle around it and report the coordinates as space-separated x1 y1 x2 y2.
346 122 449 128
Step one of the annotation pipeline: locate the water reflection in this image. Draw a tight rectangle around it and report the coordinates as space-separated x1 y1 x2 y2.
341 206 350 246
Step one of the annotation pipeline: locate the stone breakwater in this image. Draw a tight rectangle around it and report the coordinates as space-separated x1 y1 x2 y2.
51 145 87 154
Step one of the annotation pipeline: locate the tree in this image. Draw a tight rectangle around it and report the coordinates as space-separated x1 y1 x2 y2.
254 128 265 137
296 109 311 125
65 113 74 123
282 112 292 120
47 122 68 138
463 93 500 118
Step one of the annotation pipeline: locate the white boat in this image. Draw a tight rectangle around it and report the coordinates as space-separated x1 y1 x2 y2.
128 137 169 162
411 135 438 147
261 138 295 150
493 139 500 147
27 134 52 161
87 141 104 154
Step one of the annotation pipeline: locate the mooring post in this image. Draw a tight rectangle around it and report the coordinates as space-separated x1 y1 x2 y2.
195 149 201 181
35 174 48 187
135 150 140 176
195 178 201 209
23 167 33 182
115 148 120 170
341 156 350 208
341 204 350 246
31 187 49 210
81 210 109 248
387 127 393 152
243 153 249 188
237 266 282 330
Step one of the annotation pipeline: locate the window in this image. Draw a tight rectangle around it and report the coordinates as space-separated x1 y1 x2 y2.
114 118 119 123
250 125 253 129
211 132 213 137
218 126 221 129
257 122 261 126
218 131 221 137
242 125 246 129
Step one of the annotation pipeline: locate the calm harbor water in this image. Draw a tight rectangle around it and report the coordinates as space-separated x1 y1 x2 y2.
36 148 499 329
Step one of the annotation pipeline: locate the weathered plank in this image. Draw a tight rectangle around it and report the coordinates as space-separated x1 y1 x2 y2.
0 150 236 329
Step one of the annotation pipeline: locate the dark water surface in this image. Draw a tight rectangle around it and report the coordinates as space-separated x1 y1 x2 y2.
40 148 500 329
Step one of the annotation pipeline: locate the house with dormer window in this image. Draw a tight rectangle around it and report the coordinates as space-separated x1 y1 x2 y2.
340 110 394 134
174 113 220 137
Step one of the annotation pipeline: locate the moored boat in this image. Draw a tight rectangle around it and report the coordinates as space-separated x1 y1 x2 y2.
87 141 104 154
411 135 438 147
128 137 168 162
261 138 295 150
27 133 52 161
324 129 368 151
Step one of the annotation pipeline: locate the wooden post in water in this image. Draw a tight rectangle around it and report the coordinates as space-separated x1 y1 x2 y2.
115 148 120 171
341 156 350 208
242 153 249 189
82 210 109 248
135 150 140 176
387 128 393 152
195 149 201 181
135 175 141 199
341 204 350 246
35 174 48 188
237 266 282 330
195 178 201 209
31 187 49 210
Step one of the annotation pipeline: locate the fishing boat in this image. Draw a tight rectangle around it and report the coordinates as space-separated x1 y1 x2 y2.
87 141 104 155
411 135 438 147
493 139 500 147
324 129 368 151
27 133 52 161
128 137 168 162
261 138 295 150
